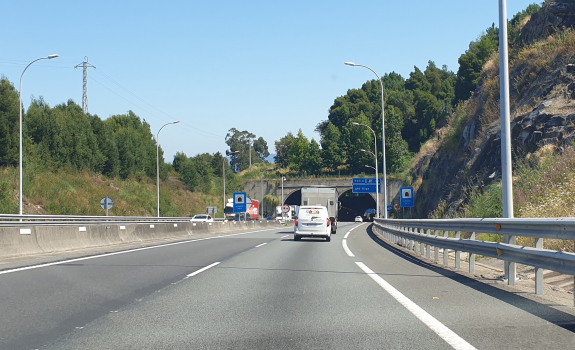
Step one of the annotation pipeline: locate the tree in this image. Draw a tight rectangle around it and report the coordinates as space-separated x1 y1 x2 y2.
0 77 20 167
252 137 270 162
274 132 297 169
179 157 199 190
105 111 159 179
455 24 499 101
320 123 344 172
172 152 188 173
225 128 269 172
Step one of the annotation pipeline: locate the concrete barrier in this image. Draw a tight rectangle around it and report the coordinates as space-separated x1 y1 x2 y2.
0 220 284 260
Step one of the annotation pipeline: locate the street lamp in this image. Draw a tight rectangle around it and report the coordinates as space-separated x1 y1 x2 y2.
281 176 286 220
19 54 59 217
224 151 240 217
346 62 388 219
354 122 380 219
156 121 179 217
261 167 275 218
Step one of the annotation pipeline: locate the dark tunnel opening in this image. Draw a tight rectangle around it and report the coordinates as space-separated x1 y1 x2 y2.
284 190 301 206
338 190 376 222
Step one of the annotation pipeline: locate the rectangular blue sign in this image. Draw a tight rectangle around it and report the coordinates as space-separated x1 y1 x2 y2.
400 187 414 208
233 192 247 212
352 178 382 193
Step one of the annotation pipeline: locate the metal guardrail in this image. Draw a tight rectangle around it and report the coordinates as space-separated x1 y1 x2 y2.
0 214 271 226
373 218 575 298
0 214 223 227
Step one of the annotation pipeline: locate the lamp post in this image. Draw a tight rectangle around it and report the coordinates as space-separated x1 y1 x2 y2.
346 62 388 219
281 176 286 220
156 121 179 217
354 122 380 218
19 54 59 217
498 0 515 285
365 165 378 217
261 167 275 218
224 151 240 218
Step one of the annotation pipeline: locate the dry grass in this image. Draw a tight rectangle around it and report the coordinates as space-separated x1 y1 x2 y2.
0 166 223 217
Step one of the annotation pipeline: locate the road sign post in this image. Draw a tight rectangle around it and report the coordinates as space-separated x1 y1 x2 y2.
400 187 414 219
100 196 114 216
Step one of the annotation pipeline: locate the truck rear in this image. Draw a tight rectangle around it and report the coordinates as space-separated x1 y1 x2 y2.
301 187 338 233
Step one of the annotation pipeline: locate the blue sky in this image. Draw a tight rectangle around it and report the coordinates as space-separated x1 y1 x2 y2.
1 0 540 162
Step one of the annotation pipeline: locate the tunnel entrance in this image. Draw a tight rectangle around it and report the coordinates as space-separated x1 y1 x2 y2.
284 190 301 206
338 189 376 222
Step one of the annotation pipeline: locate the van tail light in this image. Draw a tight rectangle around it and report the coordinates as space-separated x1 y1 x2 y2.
326 218 330 227
295 218 299 226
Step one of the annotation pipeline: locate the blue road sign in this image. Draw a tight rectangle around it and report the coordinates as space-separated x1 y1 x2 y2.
387 205 392 212
400 187 414 208
233 192 247 212
352 178 382 193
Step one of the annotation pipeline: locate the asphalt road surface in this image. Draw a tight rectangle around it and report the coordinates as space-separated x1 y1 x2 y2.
1 223 574 349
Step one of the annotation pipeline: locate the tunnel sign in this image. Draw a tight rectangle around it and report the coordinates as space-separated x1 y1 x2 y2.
400 187 414 208
352 178 382 193
233 192 247 212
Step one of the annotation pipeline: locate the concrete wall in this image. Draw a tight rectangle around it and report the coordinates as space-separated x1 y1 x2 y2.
243 178 403 215
0 220 283 260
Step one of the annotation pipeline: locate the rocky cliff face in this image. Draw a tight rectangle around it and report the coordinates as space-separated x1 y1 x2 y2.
411 5 575 218
522 1 575 44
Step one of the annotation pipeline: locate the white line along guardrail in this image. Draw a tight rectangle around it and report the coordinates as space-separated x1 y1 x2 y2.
372 217 575 297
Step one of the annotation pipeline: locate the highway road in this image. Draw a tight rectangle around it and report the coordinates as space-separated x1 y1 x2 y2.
1 223 574 349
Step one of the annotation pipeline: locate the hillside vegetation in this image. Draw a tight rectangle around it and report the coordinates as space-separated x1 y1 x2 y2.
403 4 575 252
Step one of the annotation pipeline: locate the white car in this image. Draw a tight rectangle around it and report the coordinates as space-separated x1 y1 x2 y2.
355 216 363 222
191 215 214 222
294 206 331 242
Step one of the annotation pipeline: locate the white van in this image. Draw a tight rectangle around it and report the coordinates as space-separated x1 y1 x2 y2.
294 206 331 242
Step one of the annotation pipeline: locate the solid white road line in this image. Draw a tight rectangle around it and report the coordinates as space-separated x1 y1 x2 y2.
355 262 476 350
0 228 282 276
255 243 267 248
342 239 355 257
186 262 220 278
344 231 351 239
281 235 290 238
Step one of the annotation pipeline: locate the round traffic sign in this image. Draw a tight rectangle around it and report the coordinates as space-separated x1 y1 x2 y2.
101 196 114 210
281 204 290 213
393 203 399 211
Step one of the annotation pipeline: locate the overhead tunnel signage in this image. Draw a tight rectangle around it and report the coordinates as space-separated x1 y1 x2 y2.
352 178 382 193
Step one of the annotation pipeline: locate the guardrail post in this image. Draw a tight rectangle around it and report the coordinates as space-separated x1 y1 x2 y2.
469 232 476 274
420 233 424 256
402 228 406 246
455 231 461 269
434 230 440 262
506 235 517 286
535 237 543 295
411 228 416 251
426 229 431 258
443 230 449 266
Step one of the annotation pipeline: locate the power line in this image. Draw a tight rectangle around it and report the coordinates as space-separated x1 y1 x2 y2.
1 57 225 139
94 68 224 138
90 76 222 139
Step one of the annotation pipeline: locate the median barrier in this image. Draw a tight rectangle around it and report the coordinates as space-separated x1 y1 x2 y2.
0 219 283 260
